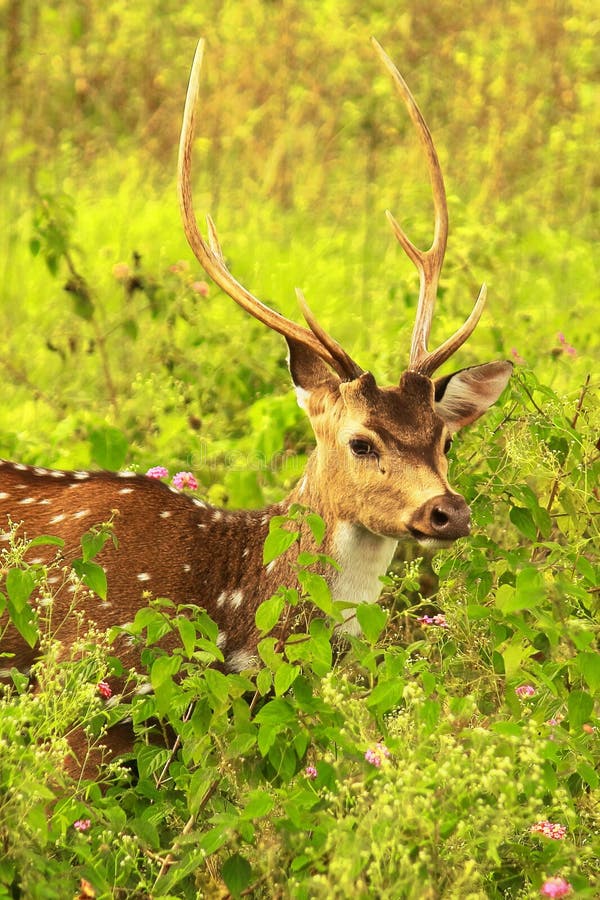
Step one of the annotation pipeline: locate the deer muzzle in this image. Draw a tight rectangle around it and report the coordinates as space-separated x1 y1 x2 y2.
408 493 471 542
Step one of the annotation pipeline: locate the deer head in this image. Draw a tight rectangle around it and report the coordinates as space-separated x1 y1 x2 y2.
178 39 512 548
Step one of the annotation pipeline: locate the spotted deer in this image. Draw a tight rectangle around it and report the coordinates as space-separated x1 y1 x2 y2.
1 39 511 767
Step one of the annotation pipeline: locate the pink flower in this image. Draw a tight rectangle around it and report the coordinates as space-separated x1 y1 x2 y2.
97 681 112 700
169 260 189 274
511 347 526 365
530 820 567 840
515 684 536 698
172 471 198 491
556 332 576 357
547 714 564 727
190 280 210 296
146 466 169 479
73 819 91 832
540 876 572 898
365 742 391 767
305 765 318 780
417 614 449 628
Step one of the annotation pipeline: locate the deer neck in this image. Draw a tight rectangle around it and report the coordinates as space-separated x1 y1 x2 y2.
288 453 397 633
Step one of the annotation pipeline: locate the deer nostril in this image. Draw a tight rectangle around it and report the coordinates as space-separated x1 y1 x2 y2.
431 506 450 529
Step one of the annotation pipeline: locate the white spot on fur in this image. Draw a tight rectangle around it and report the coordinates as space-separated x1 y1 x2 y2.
18 497 35 505
135 681 154 696
50 470 66 478
183 563 191 573
266 560 276 574
0 492 9 500
242 547 249 558
73 509 91 519
137 572 151 582
212 510 223 521
12 463 27 471
160 510 172 518
229 590 244 609
117 471 136 478
73 471 90 480
330 522 397 637
33 467 49 475
216 631 227 649
227 648 256 672
216 591 227 607
49 514 66 524
193 498 206 508
37 498 51 505
197 523 206 529
119 487 134 495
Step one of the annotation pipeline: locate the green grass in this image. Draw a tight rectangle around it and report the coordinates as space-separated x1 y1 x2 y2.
1 3 599 897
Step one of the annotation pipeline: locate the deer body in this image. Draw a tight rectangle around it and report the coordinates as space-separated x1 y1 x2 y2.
0 39 513 771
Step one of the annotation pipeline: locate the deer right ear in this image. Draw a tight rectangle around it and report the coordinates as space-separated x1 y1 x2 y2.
286 338 341 411
434 360 513 432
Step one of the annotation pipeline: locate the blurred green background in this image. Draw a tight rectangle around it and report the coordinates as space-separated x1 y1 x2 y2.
0 0 597 506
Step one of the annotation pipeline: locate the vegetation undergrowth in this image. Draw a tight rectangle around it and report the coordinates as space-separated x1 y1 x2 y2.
1 2 598 898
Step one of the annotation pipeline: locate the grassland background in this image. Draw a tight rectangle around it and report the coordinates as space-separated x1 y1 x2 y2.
0 0 597 501
1 3 599 897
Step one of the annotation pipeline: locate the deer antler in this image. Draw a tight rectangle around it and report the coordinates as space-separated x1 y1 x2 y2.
178 40 363 382
371 37 487 377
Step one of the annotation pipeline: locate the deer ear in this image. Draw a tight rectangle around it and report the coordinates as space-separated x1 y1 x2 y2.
434 361 513 432
286 338 340 411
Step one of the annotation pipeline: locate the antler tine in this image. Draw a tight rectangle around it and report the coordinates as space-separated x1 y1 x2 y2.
296 289 363 380
372 37 487 377
178 39 362 382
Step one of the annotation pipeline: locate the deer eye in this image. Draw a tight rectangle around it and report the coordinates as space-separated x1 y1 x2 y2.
443 436 453 454
349 438 377 459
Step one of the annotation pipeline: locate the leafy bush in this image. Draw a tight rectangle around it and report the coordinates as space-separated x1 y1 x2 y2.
0 3 598 897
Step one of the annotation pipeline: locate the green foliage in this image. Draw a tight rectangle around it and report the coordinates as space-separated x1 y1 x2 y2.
0 3 599 898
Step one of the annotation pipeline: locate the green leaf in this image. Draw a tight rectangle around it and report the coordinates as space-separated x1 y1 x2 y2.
89 425 128 470
71 559 107 600
27 534 65 549
356 603 388 643
255 594 285 633
509 506 537 540
80 528 113 562
150 654 181 690
221 853 252 899
6 569 36 610
177 617 196 658
256 667 272 695
254 698 295 725
305 512 326 546
575 651 600 694
204 667 230 702
495 568 544 613
297 571 333 614
257 723 279 756
263 525 299 565
567 689 593 731
274 663 300 696
242 790 274 819
366 678 404 712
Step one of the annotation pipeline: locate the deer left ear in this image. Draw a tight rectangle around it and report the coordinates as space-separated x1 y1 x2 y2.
434 361 513 433
286 337 340 411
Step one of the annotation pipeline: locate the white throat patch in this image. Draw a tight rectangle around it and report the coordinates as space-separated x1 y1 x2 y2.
329 521 397 636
